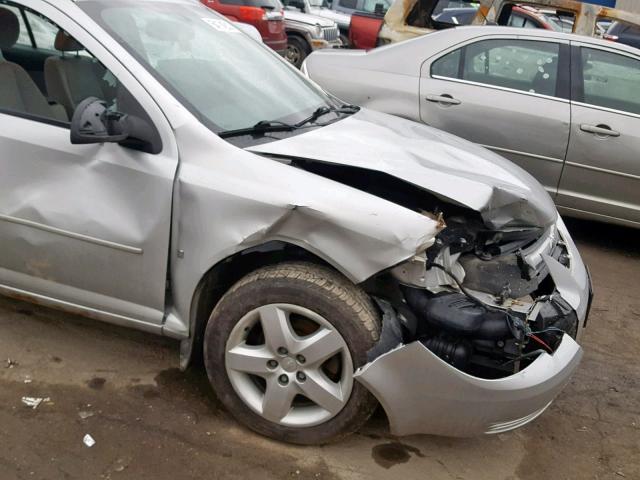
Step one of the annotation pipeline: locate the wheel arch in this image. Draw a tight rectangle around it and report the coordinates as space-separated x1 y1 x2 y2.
181 240 340 369
286 29 312 48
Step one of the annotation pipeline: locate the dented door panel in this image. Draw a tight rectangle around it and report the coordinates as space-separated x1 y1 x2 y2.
0 115 177 324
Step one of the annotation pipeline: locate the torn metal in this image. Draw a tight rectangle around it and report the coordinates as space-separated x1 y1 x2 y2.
352 214 591 437
167 114 443 346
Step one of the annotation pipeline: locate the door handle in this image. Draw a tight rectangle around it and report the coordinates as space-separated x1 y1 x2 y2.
580 124 620 137
426 94 461 106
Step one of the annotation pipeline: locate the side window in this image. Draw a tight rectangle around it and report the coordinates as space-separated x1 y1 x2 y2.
1 4 31 46
0 2 150 134
579 48 640 115
340 0 358 10
431 48 461 79
361 0 389 14
462 39 560 97
24 10 59 51
409 0 478 28
508 13 526 28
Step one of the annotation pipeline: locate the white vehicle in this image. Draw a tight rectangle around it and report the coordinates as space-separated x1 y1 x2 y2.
284 0 351 44
282 4 342 68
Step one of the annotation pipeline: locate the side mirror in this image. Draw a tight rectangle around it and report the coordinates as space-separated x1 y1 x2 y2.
71 97 161 154
71 97 129 145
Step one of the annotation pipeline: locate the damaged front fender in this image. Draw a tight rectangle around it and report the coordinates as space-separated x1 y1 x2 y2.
167 119 442 345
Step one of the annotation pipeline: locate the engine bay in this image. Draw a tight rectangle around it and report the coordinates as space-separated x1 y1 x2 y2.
368 214 579 379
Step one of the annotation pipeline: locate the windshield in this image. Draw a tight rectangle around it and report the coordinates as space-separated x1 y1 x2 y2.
77 1 334 134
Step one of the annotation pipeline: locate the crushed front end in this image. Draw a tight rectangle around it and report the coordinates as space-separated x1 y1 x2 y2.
356 213 592 437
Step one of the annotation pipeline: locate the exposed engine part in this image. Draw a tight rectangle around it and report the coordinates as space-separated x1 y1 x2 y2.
404 289 526 341
459 253 542 298
401 284 577 377
391 248 464 290
529 295 578 350
420 336 471 370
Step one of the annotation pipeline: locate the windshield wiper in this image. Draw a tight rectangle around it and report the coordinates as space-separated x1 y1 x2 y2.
218 120 296 139
218 104 360 139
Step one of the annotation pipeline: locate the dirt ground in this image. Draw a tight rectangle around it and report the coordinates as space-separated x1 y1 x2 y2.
0 218 638 480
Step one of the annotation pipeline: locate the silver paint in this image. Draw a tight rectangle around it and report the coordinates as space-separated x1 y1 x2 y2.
0 0 593 439
305 26 640 227
355 335 582 437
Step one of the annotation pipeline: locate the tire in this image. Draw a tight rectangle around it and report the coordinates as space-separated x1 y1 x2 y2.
204 262 381 444
285 36 310 69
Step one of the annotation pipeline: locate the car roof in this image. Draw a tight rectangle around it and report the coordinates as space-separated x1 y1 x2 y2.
430 25 640 56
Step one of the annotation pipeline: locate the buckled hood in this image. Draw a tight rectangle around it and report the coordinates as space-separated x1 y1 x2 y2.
248 109 558 229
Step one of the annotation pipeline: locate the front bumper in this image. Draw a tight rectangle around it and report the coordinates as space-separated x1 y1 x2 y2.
356 334 582 436
355 216 592 437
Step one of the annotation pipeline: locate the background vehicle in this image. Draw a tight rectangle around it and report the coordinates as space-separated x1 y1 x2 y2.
2 0 590 445
330 0 391 16
306 0 352 43
282 0 342 67
434 5 567 29
350 0 640 48
283 11 341 67
605 21 640 49
305 26 640 228
200 0 287 54
349 9 385 49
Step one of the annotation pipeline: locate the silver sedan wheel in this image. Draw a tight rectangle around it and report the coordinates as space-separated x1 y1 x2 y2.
225 303 353 427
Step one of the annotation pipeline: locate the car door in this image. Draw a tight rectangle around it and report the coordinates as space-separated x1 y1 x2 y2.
556 43 640 227
0 0 178 328
419 35 571 196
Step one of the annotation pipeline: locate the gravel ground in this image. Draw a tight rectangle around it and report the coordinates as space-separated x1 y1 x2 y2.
0 218 638 480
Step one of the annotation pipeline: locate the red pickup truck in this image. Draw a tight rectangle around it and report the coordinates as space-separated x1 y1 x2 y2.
200 0 288 54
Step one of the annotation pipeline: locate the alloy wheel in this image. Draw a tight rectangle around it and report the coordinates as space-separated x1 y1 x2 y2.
225 303 353 427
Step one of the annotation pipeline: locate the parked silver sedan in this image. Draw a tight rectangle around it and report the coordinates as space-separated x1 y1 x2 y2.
304 26 640 229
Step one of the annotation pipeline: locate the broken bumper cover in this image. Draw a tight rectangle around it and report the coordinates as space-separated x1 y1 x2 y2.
355 335 583 437
354 216 591 437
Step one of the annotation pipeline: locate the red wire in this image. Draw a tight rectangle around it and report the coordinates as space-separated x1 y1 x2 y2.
529 334 553 353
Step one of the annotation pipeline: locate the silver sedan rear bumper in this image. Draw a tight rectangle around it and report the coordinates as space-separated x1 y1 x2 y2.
355 334 582 437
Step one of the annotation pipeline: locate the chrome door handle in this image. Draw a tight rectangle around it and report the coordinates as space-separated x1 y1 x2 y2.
426 94 461 105
580 124 620 137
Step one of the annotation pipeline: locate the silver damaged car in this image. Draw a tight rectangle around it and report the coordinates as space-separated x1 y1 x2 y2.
0 0 592 444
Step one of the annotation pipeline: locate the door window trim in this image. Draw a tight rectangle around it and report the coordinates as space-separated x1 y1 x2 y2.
427 35 571 102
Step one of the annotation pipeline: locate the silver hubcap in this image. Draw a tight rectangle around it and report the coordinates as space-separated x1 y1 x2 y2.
225 304 353 427
285 45 301 65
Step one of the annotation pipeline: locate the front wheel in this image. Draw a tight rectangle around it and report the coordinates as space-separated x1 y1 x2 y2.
204 262 380 444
